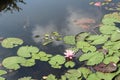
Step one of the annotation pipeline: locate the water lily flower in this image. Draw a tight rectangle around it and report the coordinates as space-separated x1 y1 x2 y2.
94 2 102 7
64 50 75 60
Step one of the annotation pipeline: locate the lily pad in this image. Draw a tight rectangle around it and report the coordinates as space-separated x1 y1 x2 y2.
20 59 35 67
78 67 92 79
65 61 75 68
48 55 65 68
0 77 6 80
99 25 119 35
2 56 26 70
79 51 104 65
75 32 90 41
111 31 120 41
86 35 109 45
102 12 120 25
63 36 76 45
65 69 81 80
103 56 119 64
0 70 7 76
17 46 39 58
46 74 57 80
18 77 34 80
1 38 23 48
32 51 52 61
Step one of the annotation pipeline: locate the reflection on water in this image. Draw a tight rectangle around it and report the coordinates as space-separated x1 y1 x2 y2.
0 0 25 13
0 0 115 80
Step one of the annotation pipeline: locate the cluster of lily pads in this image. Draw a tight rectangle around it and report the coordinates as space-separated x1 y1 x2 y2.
0 12 120 80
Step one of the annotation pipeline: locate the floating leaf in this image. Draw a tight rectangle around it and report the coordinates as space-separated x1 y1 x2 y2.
79 52 96 61
46 74 57 80
17 46 39 58
32 51 52 61
111 31 120 41
2 56 26 70
99 25 118 35
65 61 75 68
76 41 90 49
65 69 81 80
48 55 65 68
0 70 7 76
79 51 104 65
20 59 35 67
18 77 34 80
1 38 23 48
103 56 119 64
87 73 99 80
78 67 92 78
63 36 75 45
86 35 109 45
102 12 120 25
75 32 90 41
0 77 6 80
87 52 104 65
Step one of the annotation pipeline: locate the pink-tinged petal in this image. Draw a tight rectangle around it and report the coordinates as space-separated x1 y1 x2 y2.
94 2 102 7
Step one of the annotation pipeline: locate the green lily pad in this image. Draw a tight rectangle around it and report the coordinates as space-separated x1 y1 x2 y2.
0 77 6 80
32 51 52 61
65 69 81 80
102 12 120 25
0 70 7 76
111 31 120 41
86 35 109 45
1 38 23 48
63 36 76 45
17 46 39 58
75 32 90 41
103 56 119 64
48 55 65 68
99 25 118 35
65 61 75 68
79 51 104 65
20 59 35 67
78 67 92 78
18 77 34 80
87 73 99 80
46 74 57 80
2 56 26 70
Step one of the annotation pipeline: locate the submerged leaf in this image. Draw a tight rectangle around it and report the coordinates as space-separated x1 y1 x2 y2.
2 56 26 70
17 46 39 58
1 38 23 48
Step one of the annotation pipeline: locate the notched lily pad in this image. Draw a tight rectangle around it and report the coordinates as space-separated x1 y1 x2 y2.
2 56 26 70
1 38 23 48
48 55 65 68
17 46 39 58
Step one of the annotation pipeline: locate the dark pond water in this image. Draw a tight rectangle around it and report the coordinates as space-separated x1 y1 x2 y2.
0 0 118 80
